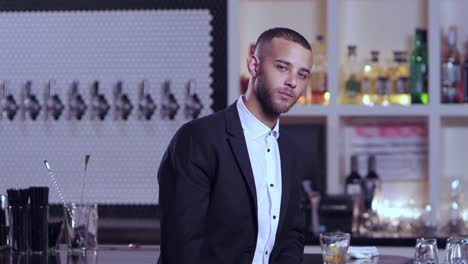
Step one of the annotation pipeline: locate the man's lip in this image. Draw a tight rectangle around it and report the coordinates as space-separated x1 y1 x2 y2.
278 91 293 98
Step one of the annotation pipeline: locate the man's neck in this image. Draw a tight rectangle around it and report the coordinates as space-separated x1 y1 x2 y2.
242 95 279 129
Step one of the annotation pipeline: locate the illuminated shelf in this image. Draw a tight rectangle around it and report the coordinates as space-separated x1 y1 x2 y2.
337 105 430 116
439 105 468 116
283 104 329 117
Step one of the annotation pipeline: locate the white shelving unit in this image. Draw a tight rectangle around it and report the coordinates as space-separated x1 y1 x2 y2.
229 0 468 225
439 0 468 228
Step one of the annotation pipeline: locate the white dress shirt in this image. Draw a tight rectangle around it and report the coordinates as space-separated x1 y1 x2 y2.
237 97 282 264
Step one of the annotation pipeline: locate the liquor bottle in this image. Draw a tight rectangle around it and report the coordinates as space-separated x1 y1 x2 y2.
341 45 361 104
361 51 382 106
410 28 429 104
374 56 391 106
389 51 401 103
361 155 381 212
390 51 411 105
310 35 328 105
345 155 362 195
441 26 462 104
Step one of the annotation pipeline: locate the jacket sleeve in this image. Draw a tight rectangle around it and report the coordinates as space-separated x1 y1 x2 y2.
157 124 213 264
273 162 306 264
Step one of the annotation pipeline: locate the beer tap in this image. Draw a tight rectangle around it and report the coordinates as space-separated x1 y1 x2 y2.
90 81 110 121
138 80 157 120
184 79 203 119
44 80 65 121
160 80 179 120
0 81 19 121
68 81 87 121
113 81 133 121
21 81 42 121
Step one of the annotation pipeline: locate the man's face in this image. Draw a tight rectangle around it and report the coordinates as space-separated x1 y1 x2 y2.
253 38 313 115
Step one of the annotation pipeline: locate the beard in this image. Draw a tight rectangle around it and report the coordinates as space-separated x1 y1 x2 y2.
254 70 298 116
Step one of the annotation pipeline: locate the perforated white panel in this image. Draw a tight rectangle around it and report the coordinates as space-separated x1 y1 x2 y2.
0 10 213 204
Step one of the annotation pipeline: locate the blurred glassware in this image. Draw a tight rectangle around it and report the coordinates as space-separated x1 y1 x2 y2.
0 194 8 250
64 203 98 255
413 238 438 264
48 221 64 254
444 236 468 264
320 232 350 264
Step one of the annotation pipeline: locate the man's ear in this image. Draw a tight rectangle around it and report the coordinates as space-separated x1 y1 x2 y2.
247 55 260 78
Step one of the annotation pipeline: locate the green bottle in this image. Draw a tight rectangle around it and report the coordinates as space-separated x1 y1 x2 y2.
410 29 429 104
344 45 361 104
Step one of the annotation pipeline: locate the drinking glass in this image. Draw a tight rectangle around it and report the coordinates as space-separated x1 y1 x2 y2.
445 236 468 264
320 232 350 264
64 203 98 255
413 238 438 264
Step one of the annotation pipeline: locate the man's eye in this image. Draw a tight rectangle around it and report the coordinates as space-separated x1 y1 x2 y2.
276 65 286 71
299 73 308 79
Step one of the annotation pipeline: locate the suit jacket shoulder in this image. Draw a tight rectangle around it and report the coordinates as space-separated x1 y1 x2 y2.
175 106 228 143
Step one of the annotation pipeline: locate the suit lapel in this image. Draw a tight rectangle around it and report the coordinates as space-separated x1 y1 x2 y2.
224 102 294 235
224 103 258 218
277 133 292 236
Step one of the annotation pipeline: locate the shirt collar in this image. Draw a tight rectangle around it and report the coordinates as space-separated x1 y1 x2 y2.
236 96 280 140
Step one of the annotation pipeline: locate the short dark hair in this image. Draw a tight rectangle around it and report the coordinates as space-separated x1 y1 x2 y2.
255 27 312 52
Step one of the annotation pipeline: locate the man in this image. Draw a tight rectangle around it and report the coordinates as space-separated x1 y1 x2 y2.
158 27 313 264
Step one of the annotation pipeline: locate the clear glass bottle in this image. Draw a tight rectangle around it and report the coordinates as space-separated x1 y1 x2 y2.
374 57 391 106
341 45 361 105
441 25 462 104
390 51 411 105
310 35 328 105
361 51 383 106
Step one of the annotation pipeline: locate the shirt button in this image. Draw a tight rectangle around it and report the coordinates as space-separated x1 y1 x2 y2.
270 184 274 187
265 251 268 255
273 215 276 220
267 148 270 152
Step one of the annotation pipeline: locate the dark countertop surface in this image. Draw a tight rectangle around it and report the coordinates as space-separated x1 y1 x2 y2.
49 204 462 248
0 246 412 264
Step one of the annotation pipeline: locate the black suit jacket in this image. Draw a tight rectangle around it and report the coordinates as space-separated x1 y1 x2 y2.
158 102 306 264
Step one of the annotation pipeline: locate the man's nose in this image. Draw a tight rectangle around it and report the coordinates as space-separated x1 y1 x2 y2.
284 73 297 89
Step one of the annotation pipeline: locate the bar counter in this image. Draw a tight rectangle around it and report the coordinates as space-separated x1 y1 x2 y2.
0 245 413 264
